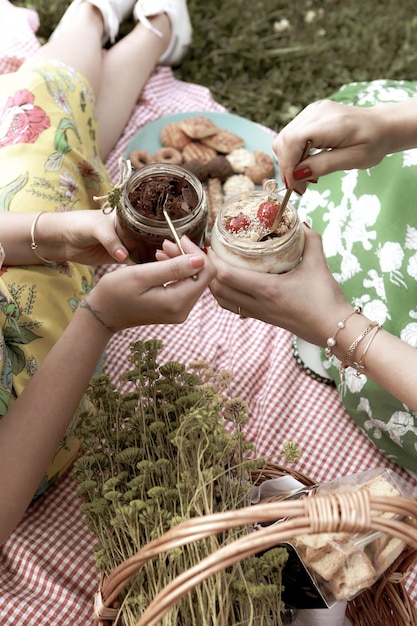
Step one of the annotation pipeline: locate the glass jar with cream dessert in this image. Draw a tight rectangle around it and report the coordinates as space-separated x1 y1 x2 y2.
210 180 305 273
115 163 208 264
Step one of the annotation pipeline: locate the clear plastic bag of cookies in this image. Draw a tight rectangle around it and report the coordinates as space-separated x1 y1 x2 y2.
253 467 415 606
290 468 414 604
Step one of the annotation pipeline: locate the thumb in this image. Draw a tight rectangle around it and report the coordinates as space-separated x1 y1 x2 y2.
143 253 206 287
301 226 328 269
98 225 130 262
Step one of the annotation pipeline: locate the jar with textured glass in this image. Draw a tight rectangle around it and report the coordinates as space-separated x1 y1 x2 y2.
210 180 304 273
116 163 208 263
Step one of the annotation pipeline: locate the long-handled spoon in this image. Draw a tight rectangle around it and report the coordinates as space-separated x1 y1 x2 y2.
162 197 198 281
260 139 312 240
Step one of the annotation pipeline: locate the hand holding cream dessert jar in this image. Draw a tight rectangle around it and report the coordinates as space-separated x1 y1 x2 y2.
115 163 208 264
210 180 305 273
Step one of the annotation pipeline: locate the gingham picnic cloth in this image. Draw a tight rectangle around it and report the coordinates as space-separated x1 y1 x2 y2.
1 2 416 624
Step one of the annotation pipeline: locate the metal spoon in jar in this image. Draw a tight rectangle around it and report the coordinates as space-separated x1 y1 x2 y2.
162 196 198 281
259 139 312 241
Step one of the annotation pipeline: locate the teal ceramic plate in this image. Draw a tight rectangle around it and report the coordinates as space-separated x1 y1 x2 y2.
125 110 283 186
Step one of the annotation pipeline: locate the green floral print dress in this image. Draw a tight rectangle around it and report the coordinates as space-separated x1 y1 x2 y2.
298 79 417 473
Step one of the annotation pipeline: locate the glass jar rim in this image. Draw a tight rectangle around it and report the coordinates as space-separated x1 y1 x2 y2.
121 163 205 228
215 189 299 252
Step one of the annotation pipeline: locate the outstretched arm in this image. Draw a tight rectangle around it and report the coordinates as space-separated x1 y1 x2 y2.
208 228 417 412
0 210 130 266
0 237 215 543
273 98 417 193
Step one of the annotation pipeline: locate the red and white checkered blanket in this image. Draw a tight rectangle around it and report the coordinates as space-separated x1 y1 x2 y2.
1 2 416 623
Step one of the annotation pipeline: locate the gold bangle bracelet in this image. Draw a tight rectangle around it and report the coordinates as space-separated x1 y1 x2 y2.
352 324 381 378
339 321 379 383
30 212 54 264
324 305 361 358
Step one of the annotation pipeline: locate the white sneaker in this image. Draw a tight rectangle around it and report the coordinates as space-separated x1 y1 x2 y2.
133 0 192 66
52 0 137 44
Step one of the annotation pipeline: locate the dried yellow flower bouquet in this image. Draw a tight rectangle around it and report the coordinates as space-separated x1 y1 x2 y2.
73 339 292 626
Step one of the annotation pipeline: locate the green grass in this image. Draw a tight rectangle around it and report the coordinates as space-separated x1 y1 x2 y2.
14 0 417 132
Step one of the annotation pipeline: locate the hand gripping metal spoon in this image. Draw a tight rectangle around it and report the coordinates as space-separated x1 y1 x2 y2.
260 139 312 240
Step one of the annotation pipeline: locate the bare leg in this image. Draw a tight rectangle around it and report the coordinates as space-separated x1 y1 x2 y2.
31 3 105 98
31 4 171 161
96 14 170 159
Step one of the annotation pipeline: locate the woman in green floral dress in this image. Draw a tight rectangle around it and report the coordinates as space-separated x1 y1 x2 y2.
209 81 417 473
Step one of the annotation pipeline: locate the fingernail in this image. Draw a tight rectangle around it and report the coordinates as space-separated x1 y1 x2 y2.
190 254 204 269
115 248 128 261
293 165 313 181
202 246 208 255
307 178 318 184
303 221 311 229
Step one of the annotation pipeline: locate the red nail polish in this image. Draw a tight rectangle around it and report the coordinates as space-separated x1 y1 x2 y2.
302 221 311 229
307 178 318 184
293 165 313 181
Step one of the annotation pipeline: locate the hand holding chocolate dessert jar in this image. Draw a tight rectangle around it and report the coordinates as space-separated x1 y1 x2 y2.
115 162 208 264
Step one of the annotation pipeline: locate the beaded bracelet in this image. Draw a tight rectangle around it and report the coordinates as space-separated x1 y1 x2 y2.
339 321 379 383
324 305 361 358
352 323 381 378
30 212 54 264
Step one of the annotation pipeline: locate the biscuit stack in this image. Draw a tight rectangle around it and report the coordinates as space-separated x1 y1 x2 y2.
128 115 276 229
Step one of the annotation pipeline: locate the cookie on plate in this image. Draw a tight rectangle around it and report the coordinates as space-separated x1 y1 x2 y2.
223 174 255 198
205 177 224 230
226 147 256 173
245 150 275 184
182 159 209 182
201 129 244 154
128 149 154 170
153 147 183 165
182 141 217 164
179 115 219 139
206 155 234 182
160 122 192 150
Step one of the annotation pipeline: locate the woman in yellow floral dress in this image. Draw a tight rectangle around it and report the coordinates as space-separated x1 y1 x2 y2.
0 0 205 540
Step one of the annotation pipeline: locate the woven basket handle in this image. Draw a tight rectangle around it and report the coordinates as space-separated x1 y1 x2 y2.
94 490 417 626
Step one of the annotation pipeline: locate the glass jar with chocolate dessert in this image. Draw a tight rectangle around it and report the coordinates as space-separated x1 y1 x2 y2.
210 181 304 273
116 163 208 264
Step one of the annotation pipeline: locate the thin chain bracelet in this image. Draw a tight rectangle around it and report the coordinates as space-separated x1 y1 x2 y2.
352 323 381 377
30 212 55 264
324 305 361 358
339 321 379 383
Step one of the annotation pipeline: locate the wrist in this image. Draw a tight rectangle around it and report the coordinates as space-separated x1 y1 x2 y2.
30 212 67 264
322 306 384 383
375 101 417 154
322 305 374 363
78 296 116 335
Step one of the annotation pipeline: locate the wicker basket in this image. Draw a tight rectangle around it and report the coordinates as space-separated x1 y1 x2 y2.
93 464 417 626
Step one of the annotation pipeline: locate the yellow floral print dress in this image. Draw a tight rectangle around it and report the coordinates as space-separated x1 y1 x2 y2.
0 58 111 496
